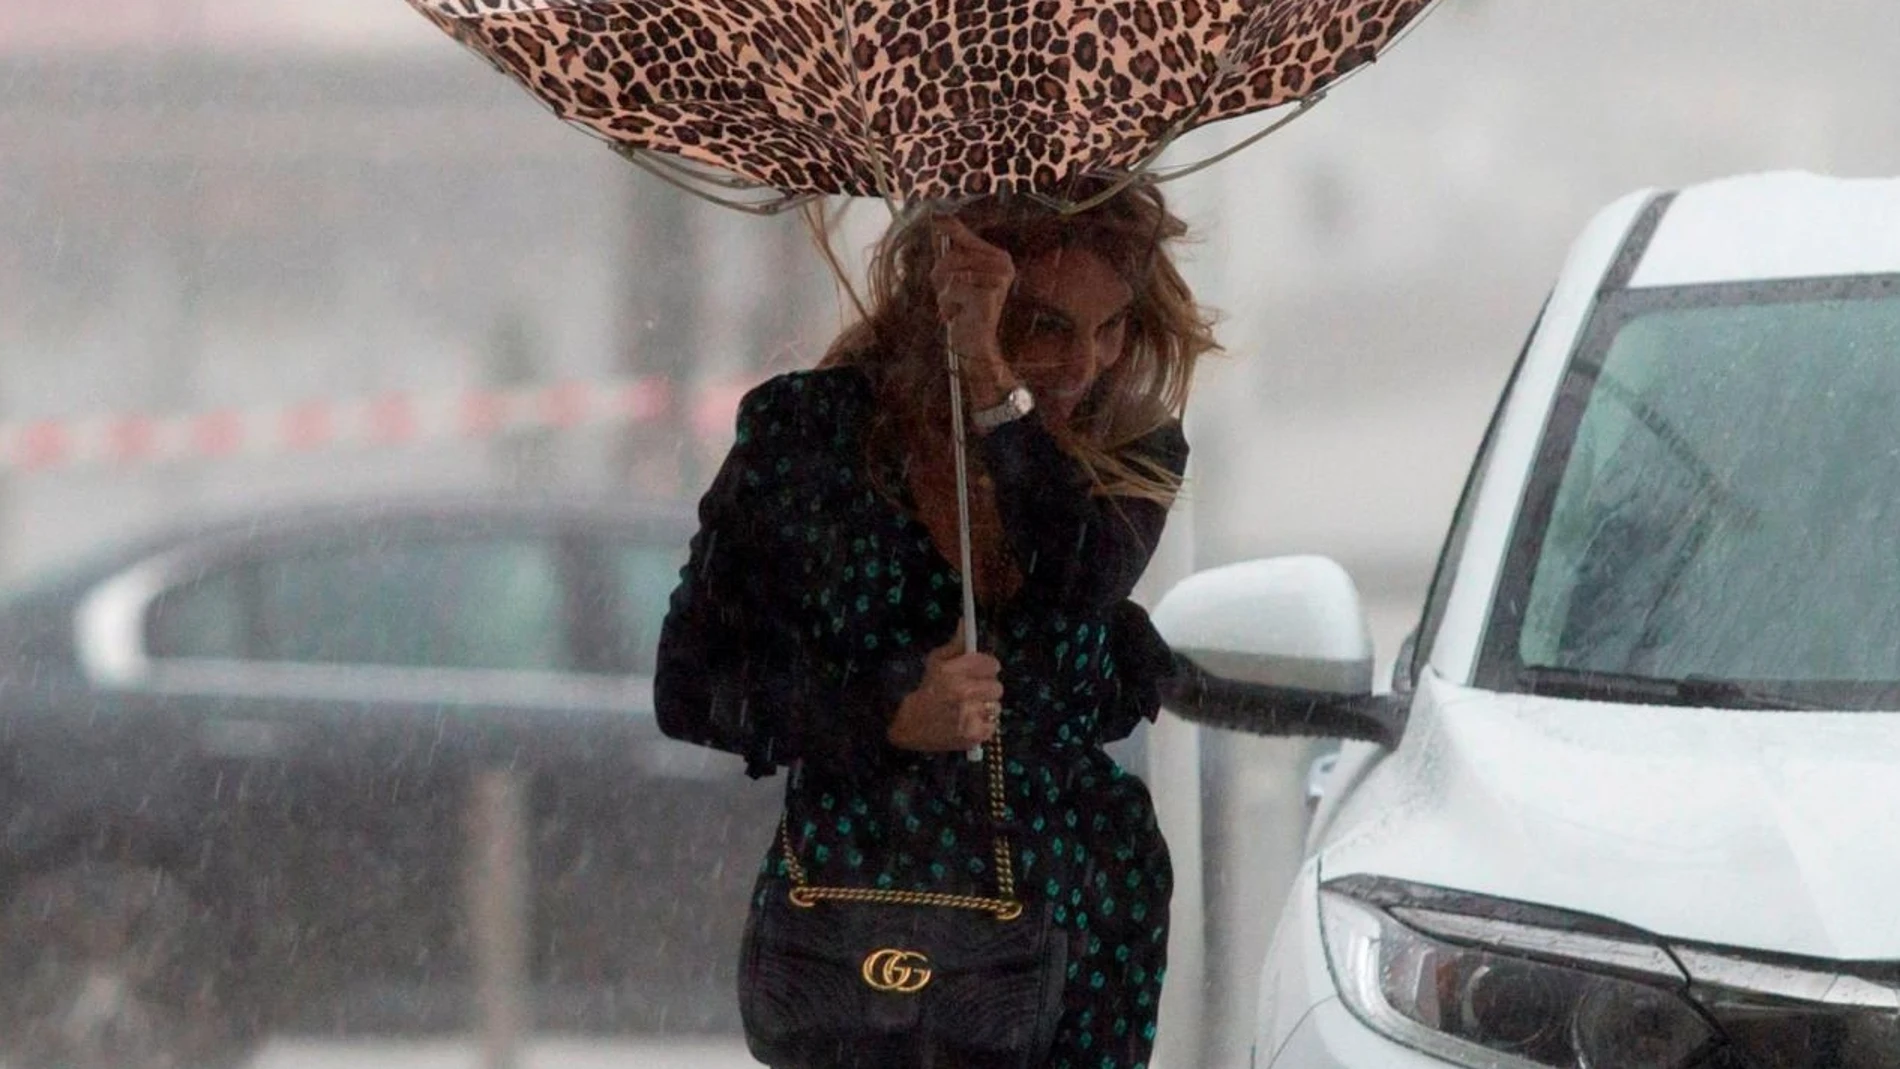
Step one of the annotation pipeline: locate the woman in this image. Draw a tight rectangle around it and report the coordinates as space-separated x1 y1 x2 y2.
656 179 1216 1068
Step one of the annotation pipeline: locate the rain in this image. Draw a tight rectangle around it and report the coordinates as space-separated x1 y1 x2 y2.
2 0 1900 1067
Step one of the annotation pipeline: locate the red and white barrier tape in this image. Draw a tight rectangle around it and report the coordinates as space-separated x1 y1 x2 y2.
0 377 757 473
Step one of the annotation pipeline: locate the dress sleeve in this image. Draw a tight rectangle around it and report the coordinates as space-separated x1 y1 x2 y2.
980 415 1189 614
654 372 920 780
1099 598 1176 744
653 383 780 769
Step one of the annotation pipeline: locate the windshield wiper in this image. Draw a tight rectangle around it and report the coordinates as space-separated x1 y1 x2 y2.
1518 666 1820 710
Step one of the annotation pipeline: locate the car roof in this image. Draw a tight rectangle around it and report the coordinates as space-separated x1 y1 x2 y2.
155 492 697 541
4 493 697 601
1630 171 1900 288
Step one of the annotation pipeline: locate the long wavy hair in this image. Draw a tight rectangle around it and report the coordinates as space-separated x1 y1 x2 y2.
812 179 1219 505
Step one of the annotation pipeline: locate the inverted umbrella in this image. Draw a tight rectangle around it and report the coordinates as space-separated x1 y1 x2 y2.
405 0 1440 689
407 0 1440 211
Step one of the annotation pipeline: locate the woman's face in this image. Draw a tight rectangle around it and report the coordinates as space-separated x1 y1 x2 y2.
1000 247 1133 427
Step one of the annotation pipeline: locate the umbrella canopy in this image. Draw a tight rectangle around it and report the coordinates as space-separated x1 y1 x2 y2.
408 0 1439 209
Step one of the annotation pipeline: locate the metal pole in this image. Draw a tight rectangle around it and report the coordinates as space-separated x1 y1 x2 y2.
945 338 979 657
1136 461 1204 1069
1200 735 1314 1069
468 769 531 1069
939 234 984 763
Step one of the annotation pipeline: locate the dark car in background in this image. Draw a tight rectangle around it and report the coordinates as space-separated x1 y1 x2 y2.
0 495 782 1068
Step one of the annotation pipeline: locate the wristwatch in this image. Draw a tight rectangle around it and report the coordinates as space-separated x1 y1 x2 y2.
971 385 1035 432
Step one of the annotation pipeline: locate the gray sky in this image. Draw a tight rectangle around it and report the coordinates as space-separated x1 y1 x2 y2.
0 0 434 51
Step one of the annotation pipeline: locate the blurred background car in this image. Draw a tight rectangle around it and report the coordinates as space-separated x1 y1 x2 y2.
1158 171 1900 1069
0 495 782 1066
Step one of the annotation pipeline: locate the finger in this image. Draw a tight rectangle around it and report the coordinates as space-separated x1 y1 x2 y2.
933 219 1015 271
928 625 968 662
932 261 1010 296
931 213 980 245
961 696 1002 719
946 652 1002 678
952 676 1005 702
960 699 1001 742
934 245 1015 280
933 214 997 253
957 670 1001 701
928 263 963 298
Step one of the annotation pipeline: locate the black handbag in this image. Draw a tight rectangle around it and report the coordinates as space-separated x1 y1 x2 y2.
738 733 1067 1069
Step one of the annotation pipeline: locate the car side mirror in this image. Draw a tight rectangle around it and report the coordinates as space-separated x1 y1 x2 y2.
1152 556 1402 748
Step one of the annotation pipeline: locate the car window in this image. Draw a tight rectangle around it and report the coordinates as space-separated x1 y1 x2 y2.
1493 277 1900 700
147 565 249 660
603 541 688 675
248 536 570 672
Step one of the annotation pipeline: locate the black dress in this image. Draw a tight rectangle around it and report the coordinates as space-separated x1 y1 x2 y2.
656 366 1187 1068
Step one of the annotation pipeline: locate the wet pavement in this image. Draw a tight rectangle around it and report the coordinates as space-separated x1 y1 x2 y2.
246 1037 757 1068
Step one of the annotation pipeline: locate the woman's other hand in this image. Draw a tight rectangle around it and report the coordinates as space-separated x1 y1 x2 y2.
887 625 1004 752
929 215 1019 408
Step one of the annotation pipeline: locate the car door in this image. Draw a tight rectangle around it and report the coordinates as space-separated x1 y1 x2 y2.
545 525 784 1033
80 514 649 1022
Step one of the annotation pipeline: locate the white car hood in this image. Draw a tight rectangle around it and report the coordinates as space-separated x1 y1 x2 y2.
1320 675 1900 960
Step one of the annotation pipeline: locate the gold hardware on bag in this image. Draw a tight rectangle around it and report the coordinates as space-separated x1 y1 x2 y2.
861 949 933 993
779 712 1022 920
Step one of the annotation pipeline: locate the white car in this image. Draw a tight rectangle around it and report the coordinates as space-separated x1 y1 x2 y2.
1156 171 1900 1069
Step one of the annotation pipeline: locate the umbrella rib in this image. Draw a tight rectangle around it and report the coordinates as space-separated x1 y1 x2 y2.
1199 0 1449 124
634 149 764 188
613 147 818 215
410 13 786 209
1042 96 1218 215
1142 94 1324 188
1373 0 1452 68
1133 0 1449 192
632 144 791 191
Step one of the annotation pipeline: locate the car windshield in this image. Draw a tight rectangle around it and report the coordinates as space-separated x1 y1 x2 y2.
1491 275 1900 709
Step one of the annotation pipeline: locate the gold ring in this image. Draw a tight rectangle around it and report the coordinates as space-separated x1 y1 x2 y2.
984 700 1002 720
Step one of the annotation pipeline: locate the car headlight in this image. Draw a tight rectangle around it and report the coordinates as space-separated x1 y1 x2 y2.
1320 881 1715 1068
1319 877 1900 1069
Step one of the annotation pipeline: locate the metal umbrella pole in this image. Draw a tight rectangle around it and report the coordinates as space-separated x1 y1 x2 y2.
943 339 980 655
937 225 985 761
943 321 984 762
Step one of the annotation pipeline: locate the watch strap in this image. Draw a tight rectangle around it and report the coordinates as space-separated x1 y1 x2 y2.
971 386 1035 432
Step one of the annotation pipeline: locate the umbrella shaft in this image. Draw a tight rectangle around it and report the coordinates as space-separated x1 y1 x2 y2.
945 340 980 655
944 325 984 765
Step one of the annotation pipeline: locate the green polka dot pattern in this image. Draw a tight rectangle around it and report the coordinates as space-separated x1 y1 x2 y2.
743 370 1172 1067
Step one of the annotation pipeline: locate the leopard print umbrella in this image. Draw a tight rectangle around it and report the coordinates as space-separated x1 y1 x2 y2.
409 0 1437 209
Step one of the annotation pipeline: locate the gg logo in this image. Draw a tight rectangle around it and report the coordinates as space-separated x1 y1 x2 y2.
861 948 933 994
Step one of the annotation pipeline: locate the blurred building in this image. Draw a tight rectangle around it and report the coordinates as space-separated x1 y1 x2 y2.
0 12 838 577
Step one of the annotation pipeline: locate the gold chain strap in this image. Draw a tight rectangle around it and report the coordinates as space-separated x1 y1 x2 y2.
781 722 1022 921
